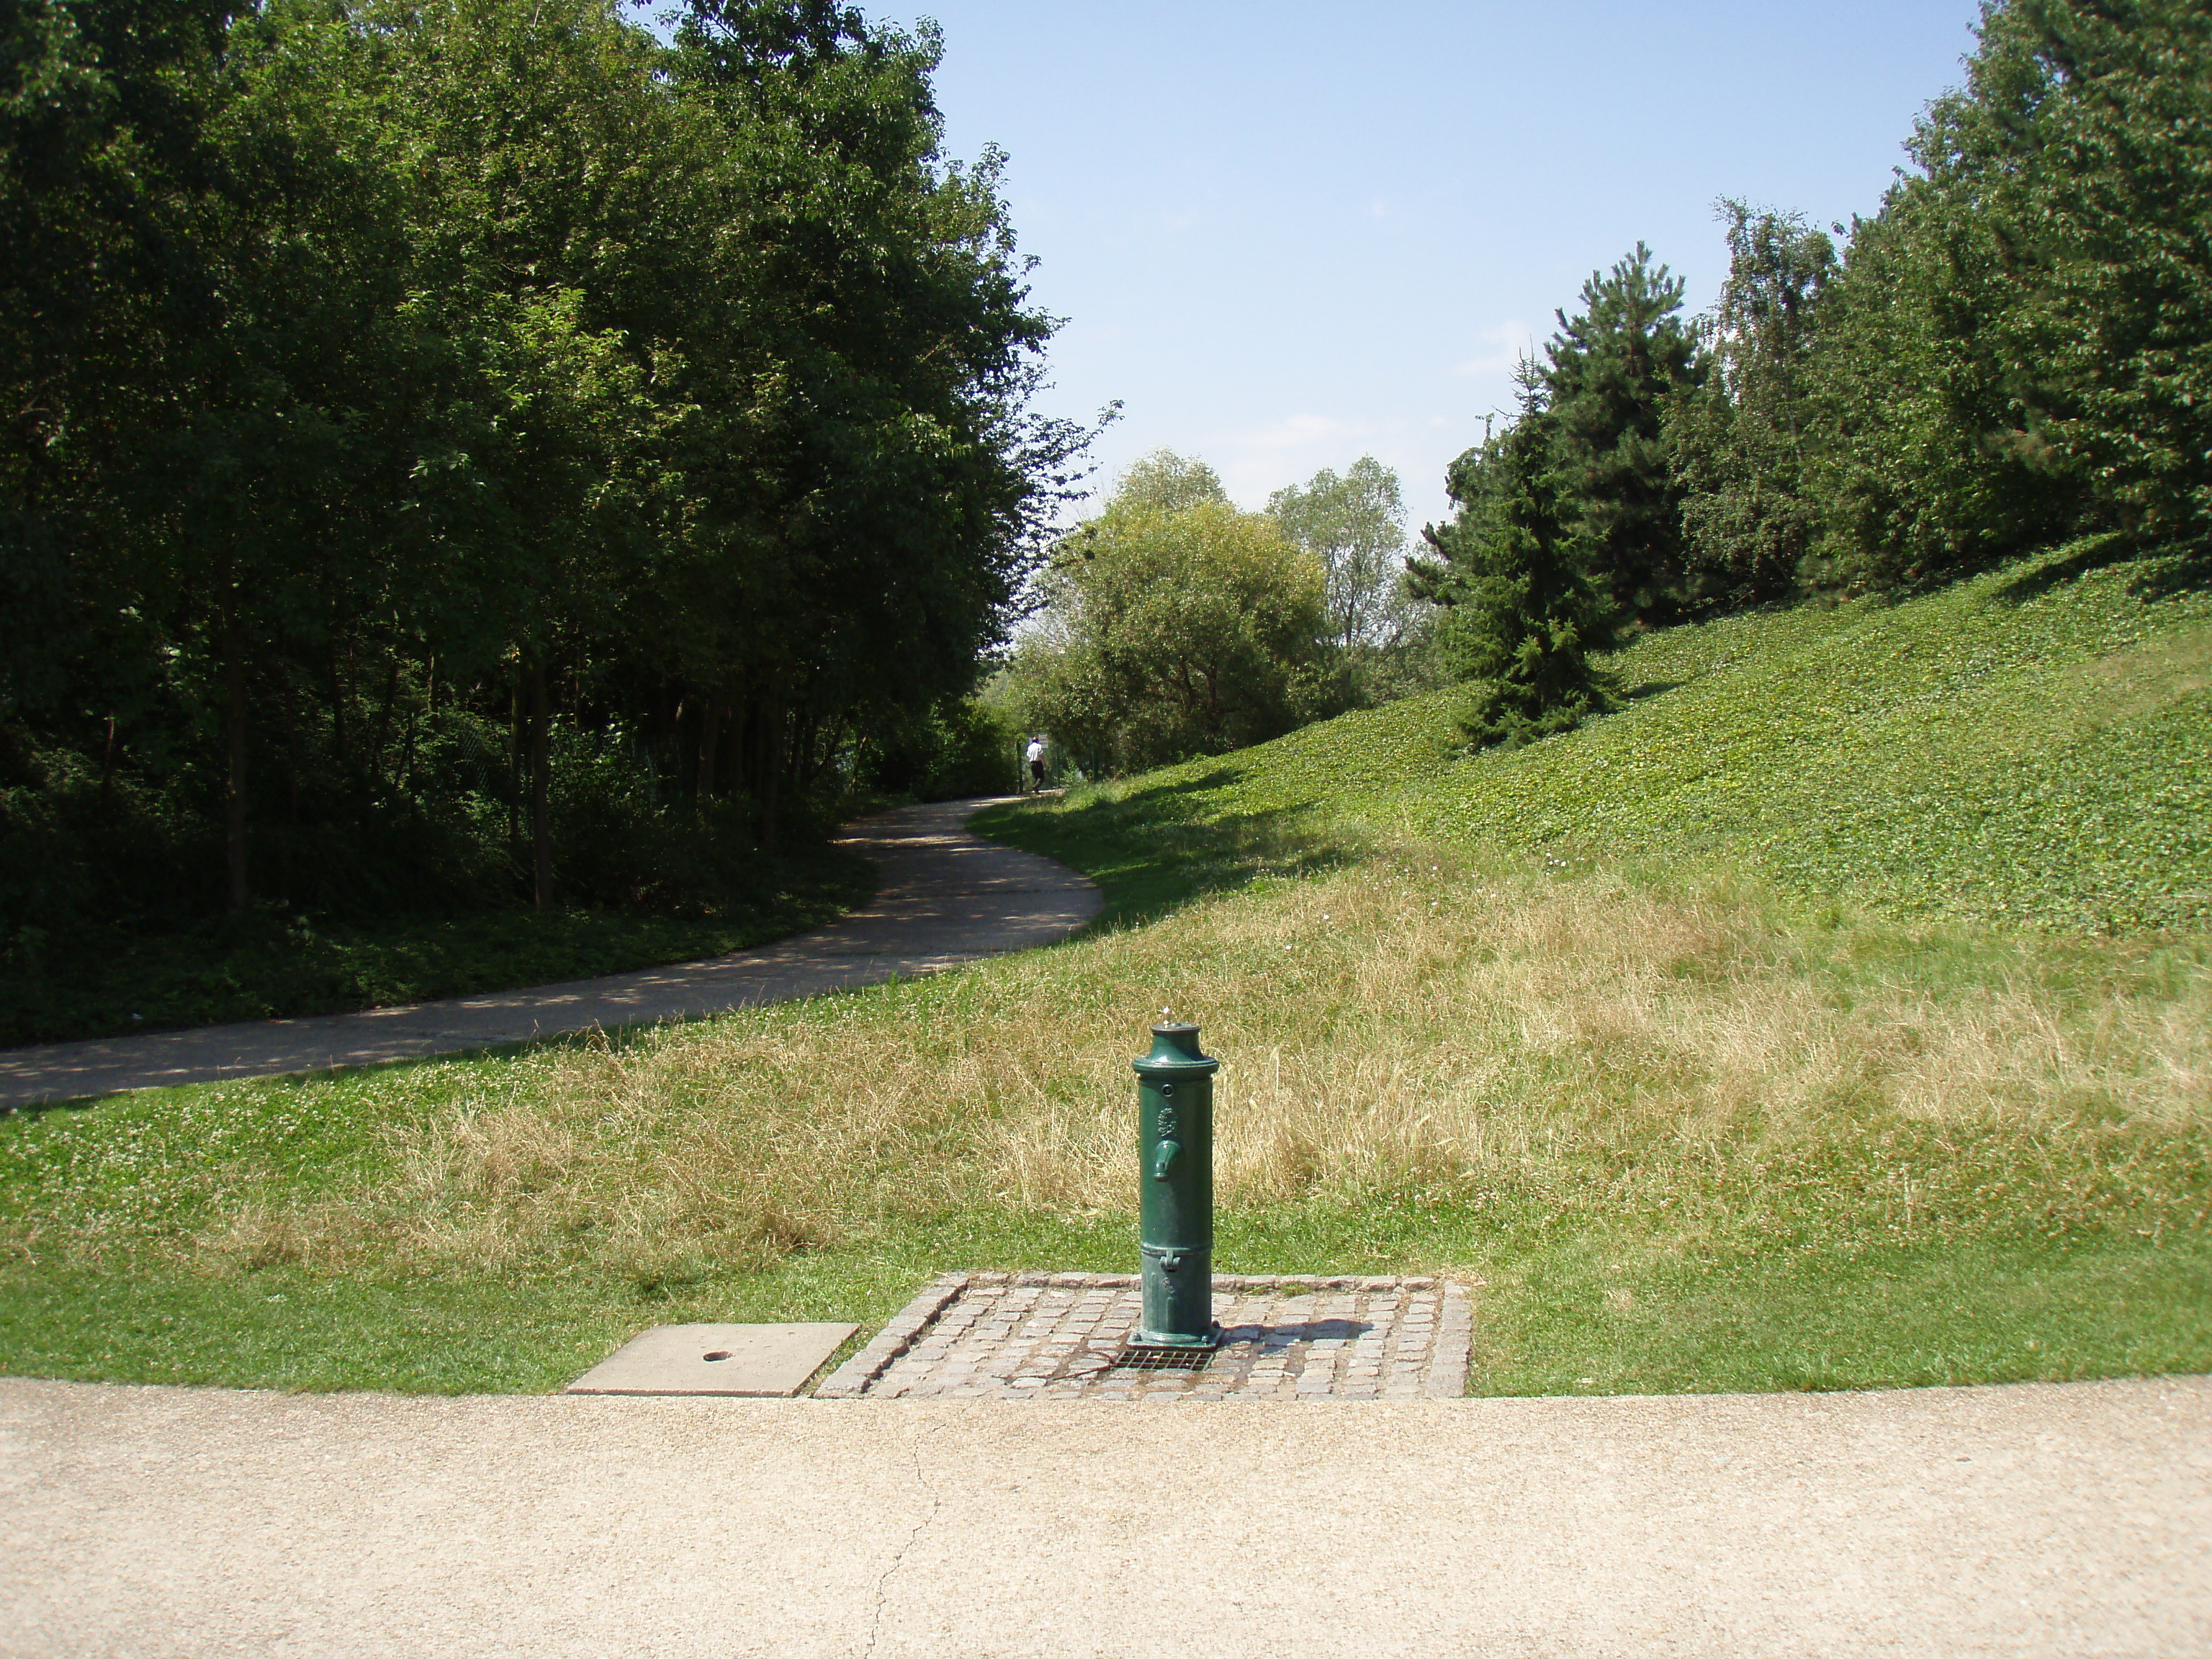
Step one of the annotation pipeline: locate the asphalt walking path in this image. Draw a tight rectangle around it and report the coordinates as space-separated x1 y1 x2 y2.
0 797 1099 1109
4 799 2206 1654
3 1375 2206 1657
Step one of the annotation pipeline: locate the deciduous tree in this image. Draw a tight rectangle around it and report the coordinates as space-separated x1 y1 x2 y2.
1011 455 1330 771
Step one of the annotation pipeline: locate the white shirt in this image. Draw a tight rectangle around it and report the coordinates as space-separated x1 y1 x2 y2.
1025 741 1045 763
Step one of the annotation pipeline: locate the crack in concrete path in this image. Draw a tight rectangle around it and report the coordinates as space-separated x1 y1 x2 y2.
860 1416 953 1658
0 799 1099 1109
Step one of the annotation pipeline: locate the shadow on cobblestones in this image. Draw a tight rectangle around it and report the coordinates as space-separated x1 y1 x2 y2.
819 1273 1472 1401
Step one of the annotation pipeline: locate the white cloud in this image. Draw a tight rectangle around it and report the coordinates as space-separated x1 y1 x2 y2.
1452 320 1534 377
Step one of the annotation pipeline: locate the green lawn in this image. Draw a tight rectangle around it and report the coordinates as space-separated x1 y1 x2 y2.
2 536 2205 1397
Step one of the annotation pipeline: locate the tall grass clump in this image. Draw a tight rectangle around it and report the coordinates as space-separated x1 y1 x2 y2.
7 852 2202 1385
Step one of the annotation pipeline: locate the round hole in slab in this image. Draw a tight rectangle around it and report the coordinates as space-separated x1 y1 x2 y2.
701 1350 733 1362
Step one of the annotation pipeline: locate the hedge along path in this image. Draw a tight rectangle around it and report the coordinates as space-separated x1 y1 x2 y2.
0 801 1102 1110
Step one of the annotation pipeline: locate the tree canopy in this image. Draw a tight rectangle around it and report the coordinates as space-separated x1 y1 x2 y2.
1545 243 1706 624
1009 453 1331 773
1267 456 1412 654
1 0 1092 935
1414 374 1619 750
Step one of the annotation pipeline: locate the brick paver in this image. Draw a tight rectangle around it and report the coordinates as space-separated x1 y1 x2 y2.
816 1272 1473 1400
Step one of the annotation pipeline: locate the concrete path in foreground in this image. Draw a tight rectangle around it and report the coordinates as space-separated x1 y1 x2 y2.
0 799 1097 1108
2 1373 2205 1657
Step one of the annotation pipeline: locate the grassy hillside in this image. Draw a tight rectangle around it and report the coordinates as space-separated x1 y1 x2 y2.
1 539 2205 1397
989 536 2211 935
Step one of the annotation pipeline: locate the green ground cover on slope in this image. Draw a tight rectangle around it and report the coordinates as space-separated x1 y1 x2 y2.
1 540 2204 1397
984 536 2211 935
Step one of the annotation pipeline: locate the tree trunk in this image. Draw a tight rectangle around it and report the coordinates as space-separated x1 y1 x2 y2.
508 673 522 852
222 601 249 913
759 692 783 855
526 655 554 909
732 696 755 796
98 716 118 810
328 639 351 772
370 656 399 789
696 697 722 806
282 673 302 827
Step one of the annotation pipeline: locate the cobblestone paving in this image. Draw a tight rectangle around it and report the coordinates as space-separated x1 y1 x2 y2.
817 1273 1471 1401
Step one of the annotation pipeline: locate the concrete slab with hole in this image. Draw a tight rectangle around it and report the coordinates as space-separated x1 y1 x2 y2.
565 1323 857 1396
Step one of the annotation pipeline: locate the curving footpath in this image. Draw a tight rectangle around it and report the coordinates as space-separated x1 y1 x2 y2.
0 798 1099 1110
2 801 2207 1654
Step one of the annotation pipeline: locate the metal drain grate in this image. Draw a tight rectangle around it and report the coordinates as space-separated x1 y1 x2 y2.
1111 1344 1216 1373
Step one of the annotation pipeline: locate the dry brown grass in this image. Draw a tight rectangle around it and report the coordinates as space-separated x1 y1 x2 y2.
182 855 2211 1281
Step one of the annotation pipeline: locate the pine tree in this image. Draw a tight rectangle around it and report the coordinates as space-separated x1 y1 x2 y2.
1545 243 1704 622
1668 204 1837 606
1420 378 1619 750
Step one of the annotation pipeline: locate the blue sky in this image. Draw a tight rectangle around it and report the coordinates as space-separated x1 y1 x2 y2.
869 1 1990 536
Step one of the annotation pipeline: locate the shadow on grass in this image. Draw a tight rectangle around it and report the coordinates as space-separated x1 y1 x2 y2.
1988 531 2211 610
1992 531 2140 606
970 776 1351 932
2131 539 2212 603
0 845 880 1051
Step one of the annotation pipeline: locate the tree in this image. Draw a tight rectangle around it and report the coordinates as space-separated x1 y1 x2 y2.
1955 0 2212 547
1010 454 1330 771
1 0 236 729
0 0 1100 950
1108 448 1228 516
1545 242 1706 623
1267 456 1413 653
1668 203 1837 606
1800 104 2085 590
665 0 1094 843
1786 0 2212 591
1418 376 1619 750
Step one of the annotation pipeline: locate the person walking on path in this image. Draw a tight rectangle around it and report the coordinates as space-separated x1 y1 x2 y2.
1025 736 1047 793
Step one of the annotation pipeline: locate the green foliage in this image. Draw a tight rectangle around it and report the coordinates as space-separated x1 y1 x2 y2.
1960 0 2212 544
933 698 1025 799
1802 142 2087 590
1668 203 1837 606
1103 447 1228 515
1737 0 2212 593
1417 385 1621 750
1544 242 1707 621
1267 454 1437 708
856 696 1020 801
1267 456 1411 652
0 0 1093 937
1427 1 2212 612
1010 454 1336 773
